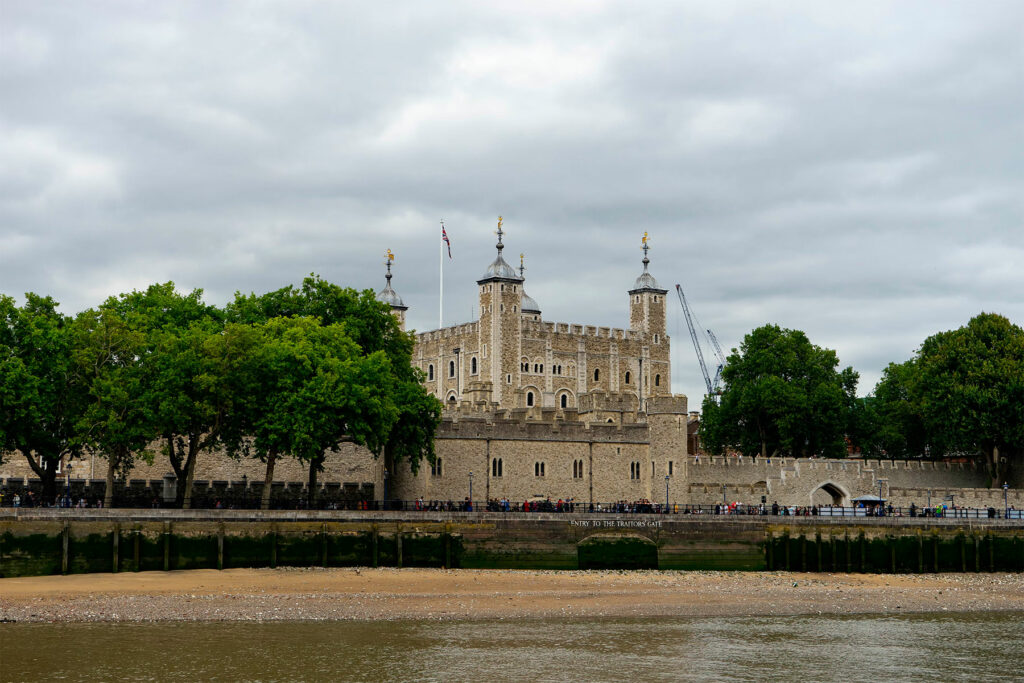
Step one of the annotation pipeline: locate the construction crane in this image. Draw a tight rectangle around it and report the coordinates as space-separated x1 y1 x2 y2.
675 284 726 398
707 329 726 392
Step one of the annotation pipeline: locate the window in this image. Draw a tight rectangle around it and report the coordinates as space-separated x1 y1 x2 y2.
500 304 504 312
655 374 661 387
668 461 674 476
428 364 434 381
560 394 567 408
471 357 478 374
448 361 456 378
526 391 534 407
506 374 512 384
573 459 585 479
630 462 641 480
513 306 517 312
492 458 503 477
625 371 631 384
535 462 546 477
652 461 655 477
654 334 659 344
594 368 600 381
431 458 443 477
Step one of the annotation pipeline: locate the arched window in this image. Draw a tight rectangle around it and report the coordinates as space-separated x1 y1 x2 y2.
498 458 503 477
449 361 456 378
654 334 659 343
594 368 600 381
471 357 477 374
655 374 661 387
541 462 545 476
625 371 631 384
526 391 534 407
492 457 503 477
560 394 568 409
428 364 434 381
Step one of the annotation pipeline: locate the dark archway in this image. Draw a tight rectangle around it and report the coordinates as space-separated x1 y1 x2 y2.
811 482 848 507
578 533 658 569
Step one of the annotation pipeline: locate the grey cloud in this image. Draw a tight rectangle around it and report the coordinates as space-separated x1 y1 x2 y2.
1 0 1021 406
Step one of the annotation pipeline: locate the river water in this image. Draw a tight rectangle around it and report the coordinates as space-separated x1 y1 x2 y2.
2 613 1022 682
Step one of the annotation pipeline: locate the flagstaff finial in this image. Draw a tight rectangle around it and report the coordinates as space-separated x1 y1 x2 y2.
385 249 394 282
495 216 504 253
519 252 525 278
641 232 650 266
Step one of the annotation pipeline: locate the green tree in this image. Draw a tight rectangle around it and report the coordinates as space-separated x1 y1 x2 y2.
108 283 224 508
226 276 441 502
72 302 154 507
219 317 402 508
915 313 1024 484
0 294 86 502
868 360 938 459
699 324 858 459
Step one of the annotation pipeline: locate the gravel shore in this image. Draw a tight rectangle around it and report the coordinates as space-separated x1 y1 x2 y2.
2 568 1023 623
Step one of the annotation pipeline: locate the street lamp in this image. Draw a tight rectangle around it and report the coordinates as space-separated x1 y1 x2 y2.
665 475 670 513
468 471 473 511
722 484 727 504
383 468 388 511
241 474 247 509
1004 482 1010 519
877 479 884 516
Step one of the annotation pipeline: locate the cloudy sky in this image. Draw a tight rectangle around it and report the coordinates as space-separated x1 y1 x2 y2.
2 1 1022 405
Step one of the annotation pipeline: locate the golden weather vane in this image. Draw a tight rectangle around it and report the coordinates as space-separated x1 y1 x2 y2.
386 248 394 263
642 231 648 246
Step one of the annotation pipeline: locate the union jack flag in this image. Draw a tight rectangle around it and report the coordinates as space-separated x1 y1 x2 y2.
442 225 452 259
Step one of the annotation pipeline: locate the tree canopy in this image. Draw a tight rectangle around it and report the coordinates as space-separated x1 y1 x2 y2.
699 324 858 459
0 277 441 507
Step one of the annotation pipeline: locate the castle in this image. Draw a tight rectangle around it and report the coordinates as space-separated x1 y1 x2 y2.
379 222 690 503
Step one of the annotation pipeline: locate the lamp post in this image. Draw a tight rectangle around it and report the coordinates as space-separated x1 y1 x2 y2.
722 484 727 504
383 468 388 511
1004 482 1010 519
241 474 247 509
877 479 884 516
468 471 473 511
665 475 670 513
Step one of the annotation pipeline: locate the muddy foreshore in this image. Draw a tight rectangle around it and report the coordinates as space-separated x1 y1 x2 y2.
2 568 1023 623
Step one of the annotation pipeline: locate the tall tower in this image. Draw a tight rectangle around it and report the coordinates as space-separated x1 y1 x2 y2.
629 233 668 335
476 217 523 406
376 249 408 331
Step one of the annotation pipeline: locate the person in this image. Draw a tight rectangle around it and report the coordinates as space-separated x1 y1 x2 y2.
771 501 779 516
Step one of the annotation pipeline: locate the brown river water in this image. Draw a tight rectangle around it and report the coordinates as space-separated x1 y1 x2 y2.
2 613 1022 682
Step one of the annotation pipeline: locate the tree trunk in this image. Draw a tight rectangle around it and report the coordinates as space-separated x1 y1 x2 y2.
103 453 117 508
181 434 200 510
307 453 325 508
167 434 185 506
990 445 1001 487
261 448 277 510
21 449 59 503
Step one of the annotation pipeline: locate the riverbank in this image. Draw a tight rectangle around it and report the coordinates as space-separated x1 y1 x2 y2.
2 568 1023 622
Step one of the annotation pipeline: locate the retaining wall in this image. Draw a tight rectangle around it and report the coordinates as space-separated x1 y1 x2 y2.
3 510 1023 577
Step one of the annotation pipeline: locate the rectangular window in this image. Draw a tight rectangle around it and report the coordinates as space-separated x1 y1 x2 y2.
668 461 673 476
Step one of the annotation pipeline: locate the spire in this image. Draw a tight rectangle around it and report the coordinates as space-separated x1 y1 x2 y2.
376 249 407 309
630 231 666 293
478 215 521 282
518 252 541 314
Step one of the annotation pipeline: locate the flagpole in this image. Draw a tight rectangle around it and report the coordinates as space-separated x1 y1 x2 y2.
439 220 444 329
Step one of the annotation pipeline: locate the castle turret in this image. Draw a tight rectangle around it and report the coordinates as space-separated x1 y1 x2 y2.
476 217 523 406
376 249 408 330
628 234 668 336
518 253 542 322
